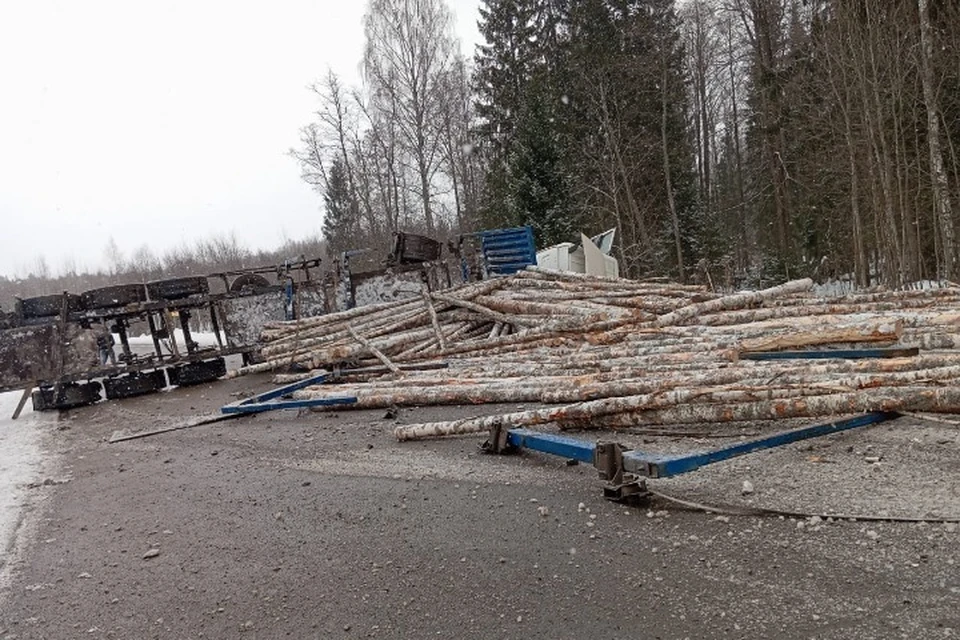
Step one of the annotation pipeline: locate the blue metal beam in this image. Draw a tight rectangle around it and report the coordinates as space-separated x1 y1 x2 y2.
220 371 356 415
250 371 329 402
220 362 447 416
503 412 900 479
506 428 597 463
622 411 899 478
741 347 918 361
221 395 357 415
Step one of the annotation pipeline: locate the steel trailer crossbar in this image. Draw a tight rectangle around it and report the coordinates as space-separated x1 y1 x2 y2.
622 412 898 478
221 371 357 414
504 411 898 480
220 362 448 415
506 430 596 464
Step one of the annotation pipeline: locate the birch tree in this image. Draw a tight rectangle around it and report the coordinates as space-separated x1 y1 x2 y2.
363 0 459 234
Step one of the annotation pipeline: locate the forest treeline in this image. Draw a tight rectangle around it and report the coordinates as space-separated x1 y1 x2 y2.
298 0 960 287
7 0 959 311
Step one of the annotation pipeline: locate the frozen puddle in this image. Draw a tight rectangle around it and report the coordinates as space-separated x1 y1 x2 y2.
0 390 53 594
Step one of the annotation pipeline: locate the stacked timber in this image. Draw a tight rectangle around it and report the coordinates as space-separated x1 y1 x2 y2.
238 268 960 441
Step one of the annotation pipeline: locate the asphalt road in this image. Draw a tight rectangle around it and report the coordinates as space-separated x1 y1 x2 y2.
0 373 958 639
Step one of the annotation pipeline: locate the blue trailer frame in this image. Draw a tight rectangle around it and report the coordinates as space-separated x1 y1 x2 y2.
503 411 899 480
220 362 449 415
221 371 358 414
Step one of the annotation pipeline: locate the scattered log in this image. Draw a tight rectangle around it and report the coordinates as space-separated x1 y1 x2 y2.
430 292 539 328
348 326 403 376
654 278 814 327
738 320 903 353
244 268 960 445
422 289 447 351
564 387 960 429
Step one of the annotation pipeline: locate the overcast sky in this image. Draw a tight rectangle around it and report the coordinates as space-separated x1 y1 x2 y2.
0 0 482 279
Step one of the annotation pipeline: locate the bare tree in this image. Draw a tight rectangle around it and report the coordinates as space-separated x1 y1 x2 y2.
918 0 956 279
129 244 162 282
683 0 722 209
437 55 481 230
103 236 125 278
363 0 458 234
725 0 806 278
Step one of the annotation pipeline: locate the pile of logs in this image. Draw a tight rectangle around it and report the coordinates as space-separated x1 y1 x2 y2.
238 267 960 441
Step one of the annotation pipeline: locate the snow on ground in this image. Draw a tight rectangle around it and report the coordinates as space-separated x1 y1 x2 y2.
812 278 949 296
0 390 53 594
125 329 220 348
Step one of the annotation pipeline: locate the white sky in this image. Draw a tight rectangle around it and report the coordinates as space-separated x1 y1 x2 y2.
0 0 482 278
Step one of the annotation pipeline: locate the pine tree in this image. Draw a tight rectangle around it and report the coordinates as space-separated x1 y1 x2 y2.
474 0 547 150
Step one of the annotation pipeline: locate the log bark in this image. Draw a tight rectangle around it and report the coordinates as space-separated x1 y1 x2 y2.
348 326 402 376
395 385 960 441
563 386 960 429
430 292 539 328
738 319 902 352
696 299 960 326
421 289 447 351
654 279 814 327
521 266 708 292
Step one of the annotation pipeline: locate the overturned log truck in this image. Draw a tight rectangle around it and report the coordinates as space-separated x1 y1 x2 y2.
1 230 471 415
0 257 330 414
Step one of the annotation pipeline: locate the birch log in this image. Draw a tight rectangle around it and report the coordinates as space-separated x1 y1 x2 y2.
564 386 960 429
654 278 814 327
348 326 402 376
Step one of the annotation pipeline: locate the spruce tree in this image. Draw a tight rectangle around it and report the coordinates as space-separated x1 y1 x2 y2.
506 77 575 246
474 0 576 245
322 157 359 259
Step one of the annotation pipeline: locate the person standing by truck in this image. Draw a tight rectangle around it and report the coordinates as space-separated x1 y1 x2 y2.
96 323 116 366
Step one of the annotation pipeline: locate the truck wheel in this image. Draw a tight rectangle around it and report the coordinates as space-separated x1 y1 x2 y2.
167 357 226 387
81 284 148 310
20 293 84 319
147 276 209 301
31 381 102 411
103 370 168 400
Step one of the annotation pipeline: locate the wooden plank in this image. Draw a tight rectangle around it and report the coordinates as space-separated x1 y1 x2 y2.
108 413 246 443
10 385 33 420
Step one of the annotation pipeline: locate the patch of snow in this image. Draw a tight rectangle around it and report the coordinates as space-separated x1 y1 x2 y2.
813 278 950 297
0 390 52 598
812 279 857 297
123 329 220 348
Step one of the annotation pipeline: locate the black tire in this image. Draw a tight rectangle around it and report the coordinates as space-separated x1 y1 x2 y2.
20 293 84 319
167 357 226 387
81 284 148 310
147 276 209 301
31 381 102 412
103 370 168 400
229 273 272 295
